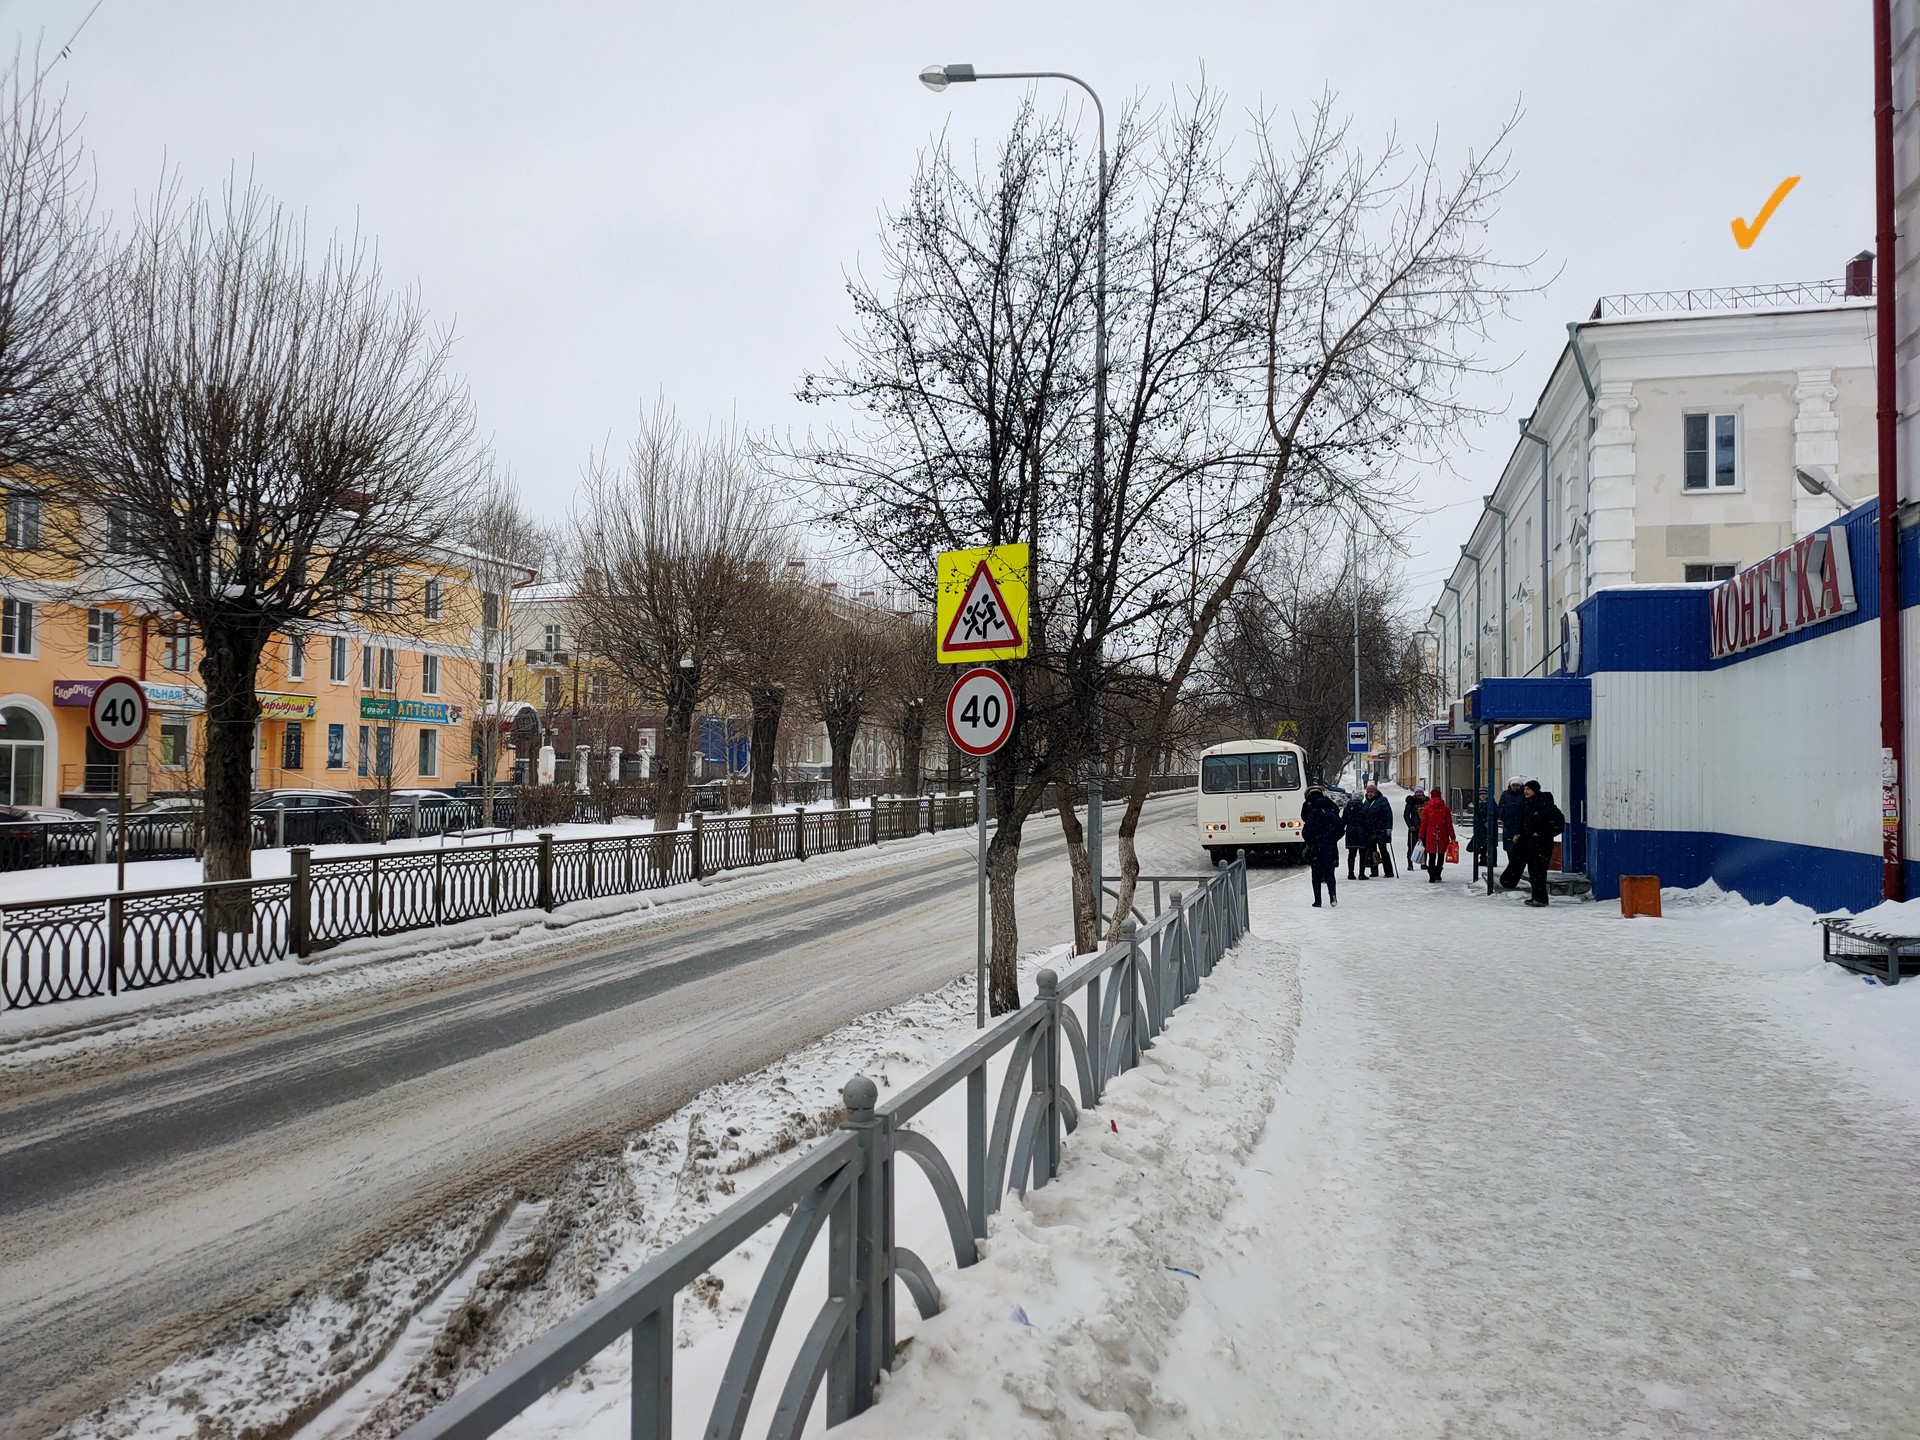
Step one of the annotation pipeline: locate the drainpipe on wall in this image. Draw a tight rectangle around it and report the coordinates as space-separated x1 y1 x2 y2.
1874 0 1905 900
1487 500 1510 675
1520 419 1553 671
1442 580 1462 699
1464 543 1484 685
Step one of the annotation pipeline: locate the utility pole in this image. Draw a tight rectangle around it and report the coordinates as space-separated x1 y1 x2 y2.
1351 526 1361 781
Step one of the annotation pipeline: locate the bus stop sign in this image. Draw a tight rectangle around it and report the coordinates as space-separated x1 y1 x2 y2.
1346 720 1371 754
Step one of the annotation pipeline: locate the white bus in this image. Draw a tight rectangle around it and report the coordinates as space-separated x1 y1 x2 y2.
1196 739 1309 864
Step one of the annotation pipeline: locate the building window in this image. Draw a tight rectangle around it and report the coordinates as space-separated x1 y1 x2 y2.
382 571 398 612
360 642 373 689
2 597 35 656
481 661 497 702
329 635 349 684
1684 411 1740 490
87 608 118 665
0 705 46 804
542 674 560 708
418 728 438 778
375 726 393 778
1684 563 1737 583
5 492 41 549
378 647 397 691
105 505 135 553
327 723 346 769
357 725 371 777
543 623 562 653
481 591 501 631
282 721 305 771
159 714 191 769
424 578 442 621
162 629 193 673
421 653 440 695
589 673 608 705
287 636 305 681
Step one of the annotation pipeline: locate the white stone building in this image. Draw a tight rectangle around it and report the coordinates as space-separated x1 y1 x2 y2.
1427 272 1879 698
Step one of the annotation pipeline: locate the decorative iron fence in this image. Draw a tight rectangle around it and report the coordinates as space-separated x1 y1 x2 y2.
0 797 1003 1010
395 854 1249 1440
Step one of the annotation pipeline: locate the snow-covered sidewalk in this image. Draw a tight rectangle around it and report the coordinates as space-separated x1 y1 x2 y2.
856 865 1920 1436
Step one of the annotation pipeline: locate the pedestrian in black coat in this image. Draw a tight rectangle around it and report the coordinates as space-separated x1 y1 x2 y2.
1301 788 1344 907
1342 795 1368 879
1361 784 1395 877
1497 778 1526 867
1402 789 1427 868
1501 780 1566 906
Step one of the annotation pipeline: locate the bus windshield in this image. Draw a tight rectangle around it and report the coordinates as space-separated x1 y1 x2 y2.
1202 752 1302 794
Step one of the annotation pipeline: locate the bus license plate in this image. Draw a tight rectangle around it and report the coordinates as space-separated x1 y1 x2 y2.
1239 814 1264 824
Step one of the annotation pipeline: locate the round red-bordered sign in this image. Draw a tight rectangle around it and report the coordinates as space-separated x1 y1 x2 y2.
945 666 1015 758
88 675 150 751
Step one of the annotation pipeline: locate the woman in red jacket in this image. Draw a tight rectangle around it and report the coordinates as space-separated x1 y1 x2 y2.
1419 790 1456 884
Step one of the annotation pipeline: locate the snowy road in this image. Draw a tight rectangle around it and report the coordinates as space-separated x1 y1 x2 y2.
859 825 1920 1437
0 794 1235 1436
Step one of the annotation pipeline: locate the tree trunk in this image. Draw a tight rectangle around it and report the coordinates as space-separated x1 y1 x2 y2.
200 628 267 933
945 738 961 796
826 719 856 810
899 704 923 798
1052 779 1100 954
986 822 1023 1014
655 673 697 832
748 685 783 814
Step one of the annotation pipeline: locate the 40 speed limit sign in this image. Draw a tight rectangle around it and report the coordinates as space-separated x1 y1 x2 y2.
88 675 150 750
945 666 1015 758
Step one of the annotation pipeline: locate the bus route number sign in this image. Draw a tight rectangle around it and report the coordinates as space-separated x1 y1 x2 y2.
945 667 1015 758
88 675 150 751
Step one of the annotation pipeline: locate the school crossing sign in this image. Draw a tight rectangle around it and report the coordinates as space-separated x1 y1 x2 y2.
935 544 1030 663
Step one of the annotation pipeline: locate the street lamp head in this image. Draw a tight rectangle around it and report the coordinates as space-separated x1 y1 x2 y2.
1794 464 1859 508
918 63 976 92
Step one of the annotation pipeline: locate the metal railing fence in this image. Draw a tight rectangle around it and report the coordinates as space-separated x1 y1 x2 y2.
396 854 1250 1440
0 796 1000 1010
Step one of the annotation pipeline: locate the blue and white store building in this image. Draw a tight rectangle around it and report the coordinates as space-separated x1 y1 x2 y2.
1462 502 1914 913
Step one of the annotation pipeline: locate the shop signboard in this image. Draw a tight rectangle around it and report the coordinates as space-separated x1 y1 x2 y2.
1709 524 1856 660
358 696 463 725
258 692 318 721
55 678 206 711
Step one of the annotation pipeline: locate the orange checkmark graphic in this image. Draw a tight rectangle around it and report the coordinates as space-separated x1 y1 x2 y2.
1731 176 1800 249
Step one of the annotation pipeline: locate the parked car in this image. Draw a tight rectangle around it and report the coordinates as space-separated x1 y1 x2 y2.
0 804 92 870
251 789 373 846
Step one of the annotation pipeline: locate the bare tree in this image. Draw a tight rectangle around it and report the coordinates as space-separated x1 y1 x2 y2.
720 560 817 813
803 596 899 810
0 51 92 474
573 400 775 832
60 179 475 892
460 462 549 827
886 615 945 796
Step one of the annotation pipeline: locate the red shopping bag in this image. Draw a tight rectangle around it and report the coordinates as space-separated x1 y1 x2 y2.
1445 839 1460 864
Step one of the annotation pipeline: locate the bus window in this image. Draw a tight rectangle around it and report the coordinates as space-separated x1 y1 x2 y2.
1272 752 1302 790
1202 755 1248 793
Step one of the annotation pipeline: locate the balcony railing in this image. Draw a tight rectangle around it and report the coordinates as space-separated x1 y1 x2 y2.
1589 277 1861 320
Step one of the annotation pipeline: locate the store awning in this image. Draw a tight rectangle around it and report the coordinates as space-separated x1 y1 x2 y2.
1464 676 1591 726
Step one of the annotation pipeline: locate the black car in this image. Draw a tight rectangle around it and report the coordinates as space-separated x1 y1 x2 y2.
0 805 93 870
250 790 373 846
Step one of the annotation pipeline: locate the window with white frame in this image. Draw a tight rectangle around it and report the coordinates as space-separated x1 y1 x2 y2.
87 608 118 665
1683 562 1736 583
481 661 497 701
286 635 305 681
360 642 373 689
421 652 440 695
1 597 33 656
481 591 501 632
1684 411 1740 490
418 728 438 778
378 647 397 691
5 492 41 549
105 505 135 554
423 577 442 621
159 714 191 769
589 673 607 705
382 570 398 612
541 674 560 708
543 623 562 653
162 629 193 673
331 634 350 683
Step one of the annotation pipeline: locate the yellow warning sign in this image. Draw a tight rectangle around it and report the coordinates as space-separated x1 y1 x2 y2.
936 544 1030 664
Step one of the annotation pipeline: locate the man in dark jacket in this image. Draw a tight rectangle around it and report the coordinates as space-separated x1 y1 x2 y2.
1301 787 1344 907
1361 783 1395 876
1403 788 1427 869
1496 778 1526 871
1516 780 1566 907
1342 793 1368 879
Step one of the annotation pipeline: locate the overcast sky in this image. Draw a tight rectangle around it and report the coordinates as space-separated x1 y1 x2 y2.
2 0 1876 610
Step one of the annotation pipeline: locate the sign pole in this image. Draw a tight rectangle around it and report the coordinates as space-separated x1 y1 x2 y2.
116 749 128 893
976 763 988 1028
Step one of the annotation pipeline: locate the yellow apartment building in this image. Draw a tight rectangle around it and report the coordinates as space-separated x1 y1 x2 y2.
0 481 518 810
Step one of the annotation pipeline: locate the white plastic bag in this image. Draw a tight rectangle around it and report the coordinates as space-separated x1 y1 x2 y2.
1411 842 1426 866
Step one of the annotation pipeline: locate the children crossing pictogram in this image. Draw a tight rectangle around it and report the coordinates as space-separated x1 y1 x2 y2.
942 560 1023 652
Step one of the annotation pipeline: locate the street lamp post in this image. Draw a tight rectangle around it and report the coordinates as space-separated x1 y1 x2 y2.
921 61 1111 929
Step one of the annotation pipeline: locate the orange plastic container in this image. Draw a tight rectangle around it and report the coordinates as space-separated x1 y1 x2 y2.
1620 875 1662 918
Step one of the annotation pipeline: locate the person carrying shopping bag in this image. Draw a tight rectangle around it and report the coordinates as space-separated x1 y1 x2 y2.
1402 786 1428 870
1419 788 1457 884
